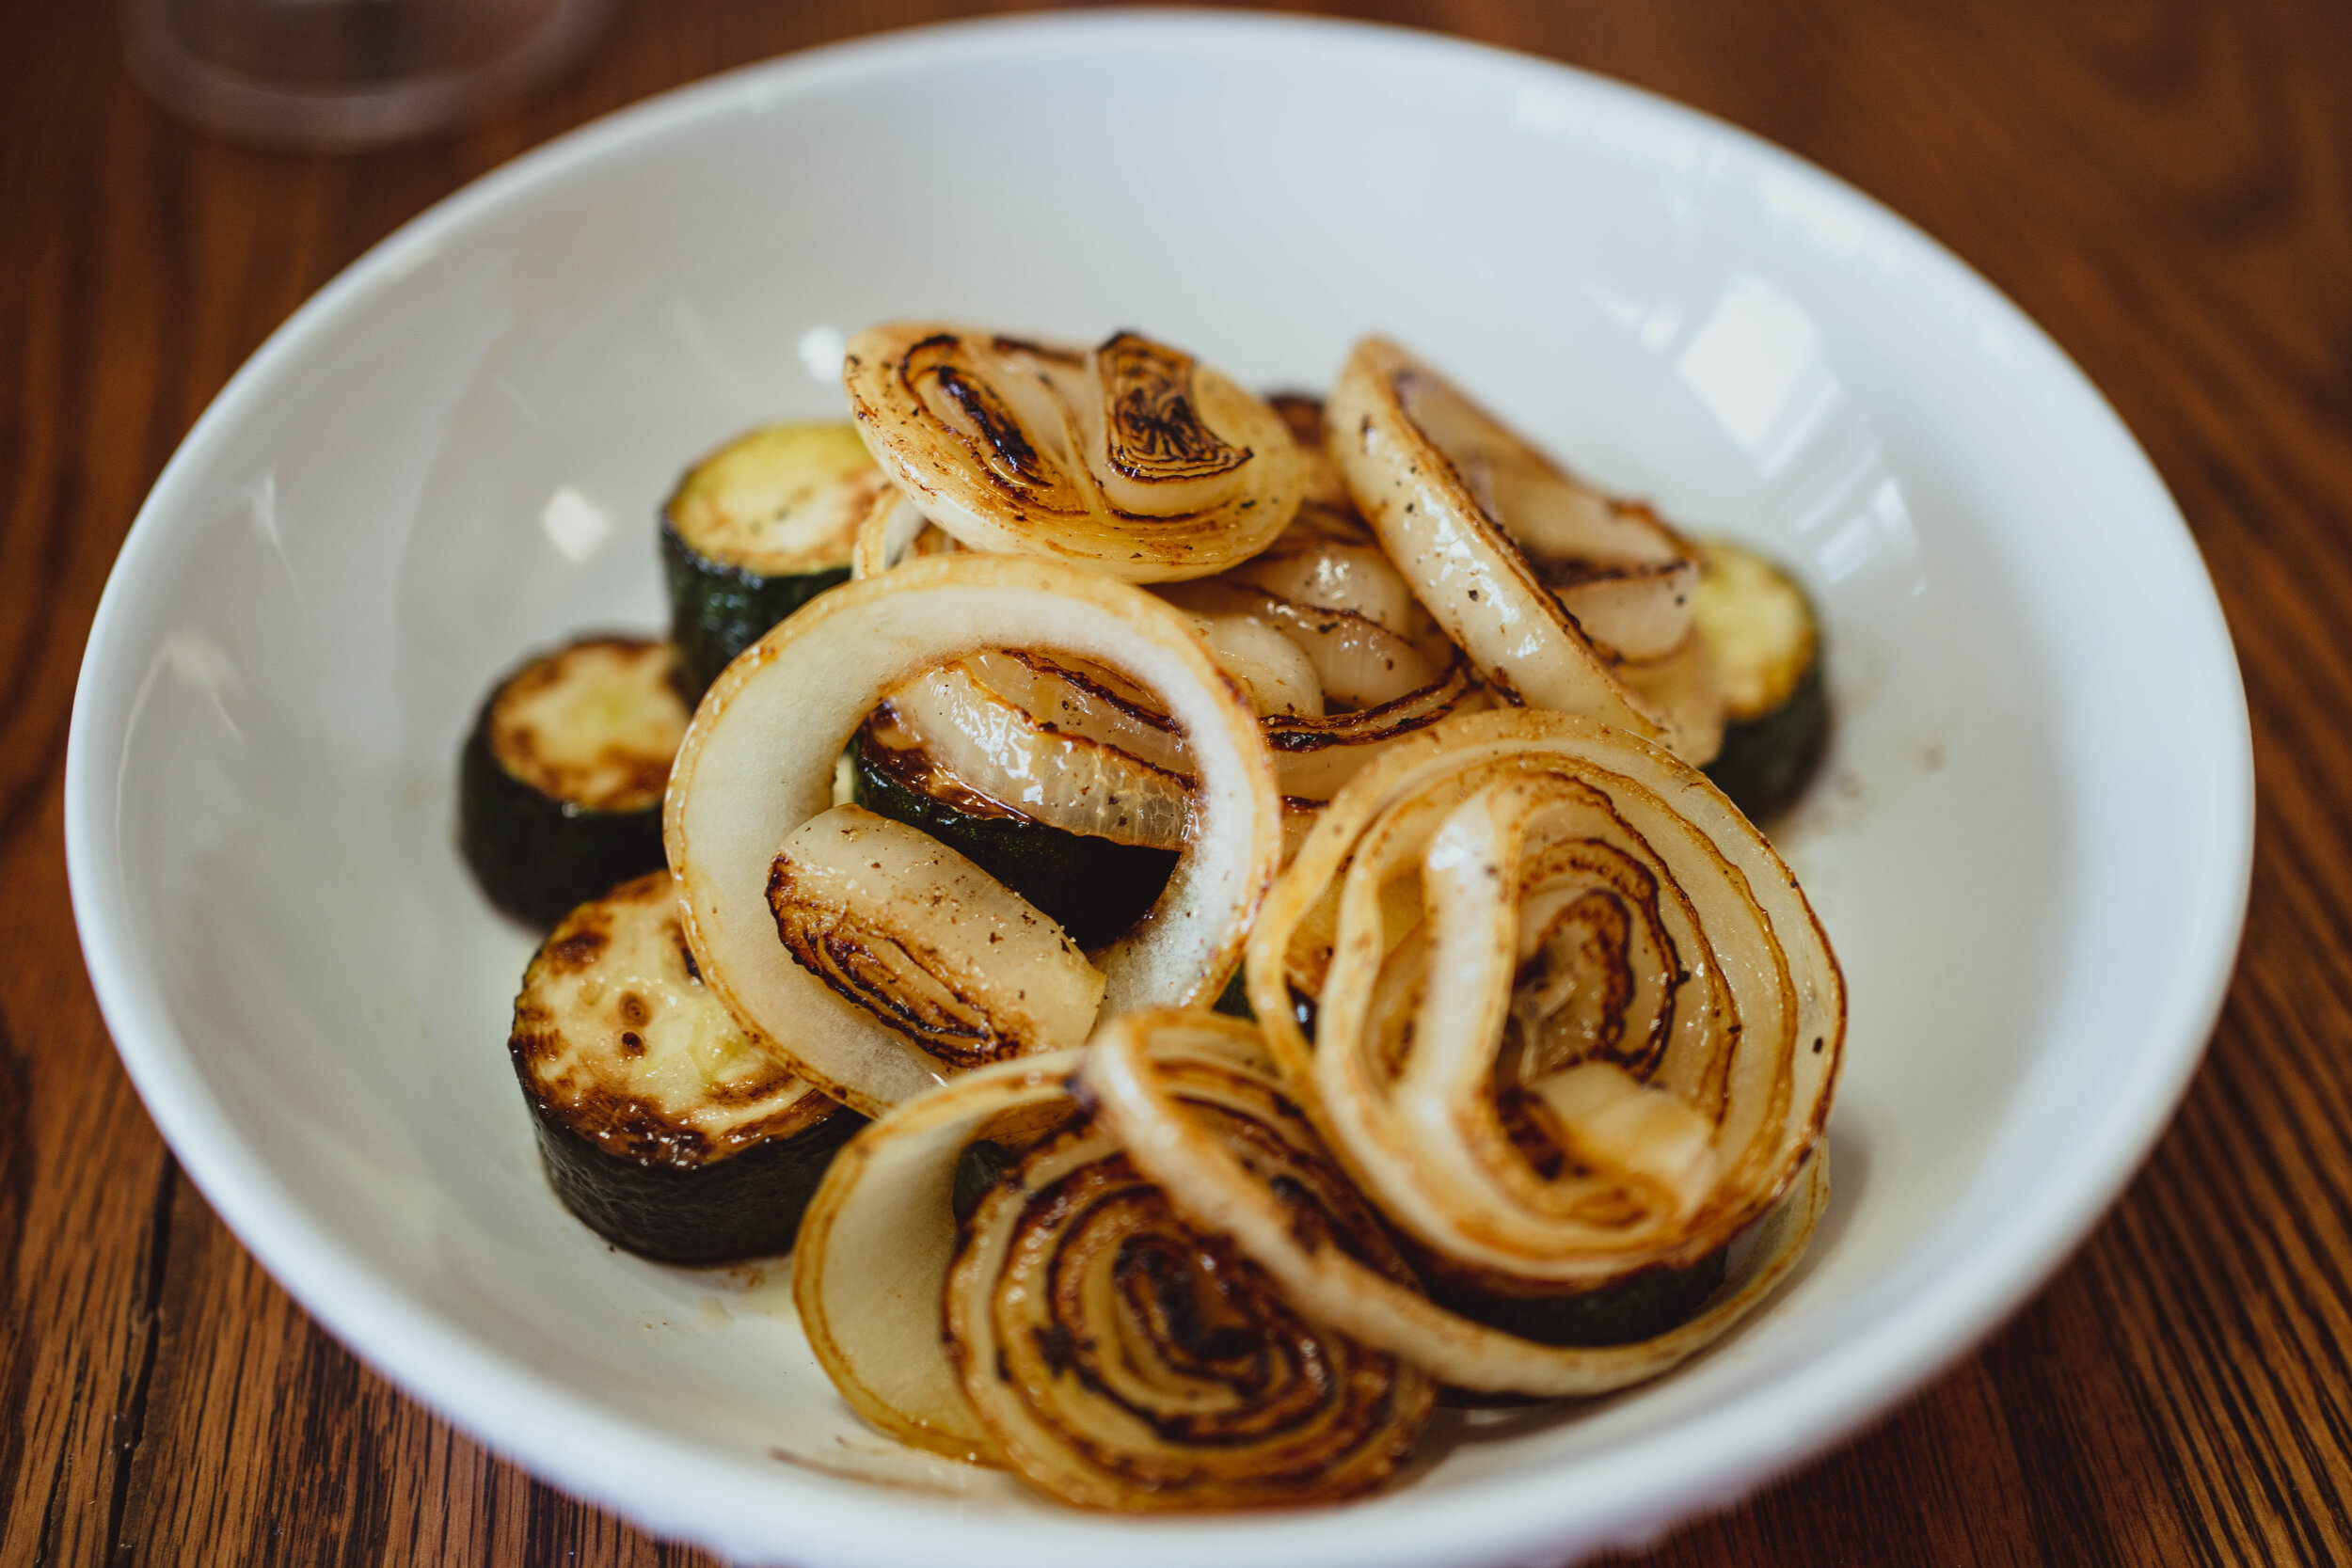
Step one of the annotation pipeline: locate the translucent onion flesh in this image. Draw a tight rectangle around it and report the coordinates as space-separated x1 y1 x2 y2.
663 554 1280 1116
859 478 1486 825
766 804 1105 1069
886 657 1194 850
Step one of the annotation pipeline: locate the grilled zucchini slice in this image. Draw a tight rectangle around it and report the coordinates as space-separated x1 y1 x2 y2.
458 635 687 927
661 422 891 700
1692 539 1829 818
848 717 1177 952
509 871 861 1263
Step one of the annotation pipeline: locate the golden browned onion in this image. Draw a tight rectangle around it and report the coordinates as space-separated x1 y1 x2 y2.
1086 710 1842 1397
794 1017 1435 1509
1086 1015 1826 1400
1327 339 1722 764
844 325 1304 582
1166 449 1489 815
664 555 1280 1116
883 653 1194 850
854 466 1486 839
766 804 1105 1069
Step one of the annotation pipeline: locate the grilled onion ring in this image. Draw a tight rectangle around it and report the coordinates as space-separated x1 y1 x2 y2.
845 325 1303 583
794 1019 1436 1507
664 555 1281 1116
1109 708 1844 1396
1327 339 1720 764
1087 1005 1830 1399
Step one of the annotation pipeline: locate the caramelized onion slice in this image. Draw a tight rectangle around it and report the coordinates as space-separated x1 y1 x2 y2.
949 1012 1432 1511
1085 1009 1829 1398
794 1050 1084 1464
768 804 1105 1069
1327 339 1720 763
1249 709 1839 1284
859 459 1481 821
665 554 1280 1115
889 659 1193 850
1193 503 1486 808
797 1016 1433 1506
845 325 1303 583
1213 709 1841 1390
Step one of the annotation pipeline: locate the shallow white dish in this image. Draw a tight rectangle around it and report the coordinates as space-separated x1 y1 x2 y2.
67 11 2251 1566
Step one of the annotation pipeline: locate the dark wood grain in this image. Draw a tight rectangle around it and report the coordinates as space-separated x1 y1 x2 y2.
5 0 2349 1562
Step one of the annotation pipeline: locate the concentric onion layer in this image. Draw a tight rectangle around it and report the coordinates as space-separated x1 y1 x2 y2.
1326 338 1720 764
1086 1006 1831 1399
663 555 1281 1116
792 1018 1436 1508
1251 708 1840 1283
1092 709 1846 1396
845 325 1303 583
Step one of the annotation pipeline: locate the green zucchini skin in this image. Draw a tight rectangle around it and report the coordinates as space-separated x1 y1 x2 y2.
1692 539 1830 821
527 1106 861 1265
509 871 864 1264
1426 1250 1730 1349
457 689 668 930
951 1140 1019 1227
660 518 850 704
848 733 1177 951
1703 660 1829 821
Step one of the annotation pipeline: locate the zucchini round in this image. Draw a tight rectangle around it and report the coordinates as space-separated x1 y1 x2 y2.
848 717 1177 951
508 871 861 1263
1692 539 1830 818
457 635 688 928
661 422 891 700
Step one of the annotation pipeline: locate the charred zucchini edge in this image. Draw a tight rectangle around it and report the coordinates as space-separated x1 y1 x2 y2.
525 1102 862 1265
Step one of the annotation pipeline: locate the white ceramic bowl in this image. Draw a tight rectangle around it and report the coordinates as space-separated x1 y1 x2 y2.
66 11 2252 1566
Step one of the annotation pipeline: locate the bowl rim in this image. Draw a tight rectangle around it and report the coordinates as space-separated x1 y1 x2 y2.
65 8 2255 1564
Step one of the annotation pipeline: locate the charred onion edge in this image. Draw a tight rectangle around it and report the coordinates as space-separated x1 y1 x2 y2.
1249 709 1842 1260
664 554 1281 1116
1083 1009 1831 1397
1218 708 1844 1392
844 324 1303 584
860 475 1485 809
1326 338 1713 761
945 1010 1436 1510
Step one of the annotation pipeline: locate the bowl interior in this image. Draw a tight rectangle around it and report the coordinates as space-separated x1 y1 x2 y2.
70 14 2249 1568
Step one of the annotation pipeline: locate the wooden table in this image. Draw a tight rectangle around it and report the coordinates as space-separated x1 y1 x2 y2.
5 1 2344 1561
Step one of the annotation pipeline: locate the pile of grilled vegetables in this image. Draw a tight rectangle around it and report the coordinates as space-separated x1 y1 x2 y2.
457 325 1844 1511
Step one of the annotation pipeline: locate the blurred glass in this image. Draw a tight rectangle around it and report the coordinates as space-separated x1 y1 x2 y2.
124 0 617 150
